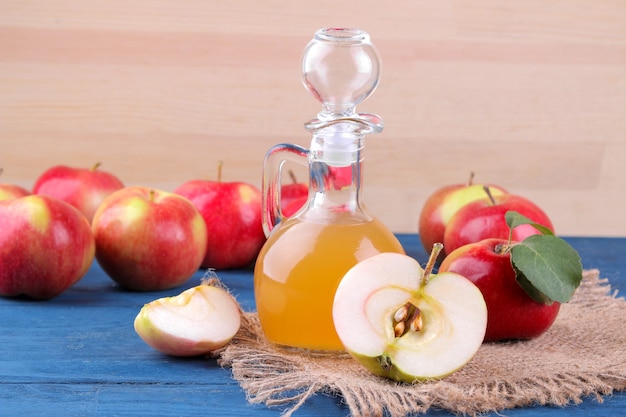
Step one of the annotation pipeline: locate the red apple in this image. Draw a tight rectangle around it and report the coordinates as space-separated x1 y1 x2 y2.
92 186 207 291
418 174 508 257
0 183 30 201
439 238 561 341
0 195 95 299
174 164 266 270
0 168 30 201
280 170 308 216
328 166 353 189
33 162 124 222
282 195 308 218
443 191 554 255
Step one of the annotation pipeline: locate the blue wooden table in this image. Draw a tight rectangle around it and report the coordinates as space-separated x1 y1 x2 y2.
1 234 624 416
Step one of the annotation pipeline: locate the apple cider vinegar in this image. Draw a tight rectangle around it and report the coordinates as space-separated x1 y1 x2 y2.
255 28 403 351
254 216 404 351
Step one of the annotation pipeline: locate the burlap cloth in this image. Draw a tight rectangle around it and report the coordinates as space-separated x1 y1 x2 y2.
219 270 626 416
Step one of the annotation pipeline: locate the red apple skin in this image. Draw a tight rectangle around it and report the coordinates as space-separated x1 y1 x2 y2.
328 166 352 189
418 184 508 256
280 183 307 215
174 180 266 270
443 194 554 255
0 195 95 299
282 195 308 218
0 184 31 201
33 163 124 222
439 238 560 341
92 186 207 291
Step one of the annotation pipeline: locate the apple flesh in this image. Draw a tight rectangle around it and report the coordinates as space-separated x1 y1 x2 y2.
332 249 487 382
443 192 554 255
134 281 241 357
33 163 124 222
439 238 561 342
419 179 507 257
92 186 207 291
0 195 95 299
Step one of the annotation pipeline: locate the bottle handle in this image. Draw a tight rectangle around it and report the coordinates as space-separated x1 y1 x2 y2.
262 143 309 236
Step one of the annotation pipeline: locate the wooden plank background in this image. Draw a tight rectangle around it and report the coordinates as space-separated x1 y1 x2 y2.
1 1 625 236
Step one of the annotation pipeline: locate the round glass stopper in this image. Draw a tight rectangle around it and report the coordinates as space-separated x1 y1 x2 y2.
301 28 381 120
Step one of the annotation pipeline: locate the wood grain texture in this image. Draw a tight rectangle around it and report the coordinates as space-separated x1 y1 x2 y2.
1 1 625 235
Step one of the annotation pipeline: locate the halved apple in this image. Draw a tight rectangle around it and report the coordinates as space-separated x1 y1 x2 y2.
332 246 487 382
134 281 241 357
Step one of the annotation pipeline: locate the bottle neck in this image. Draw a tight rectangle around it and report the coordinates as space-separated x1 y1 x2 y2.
304 124 371 223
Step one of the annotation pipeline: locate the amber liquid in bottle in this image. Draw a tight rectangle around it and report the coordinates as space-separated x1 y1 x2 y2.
254 215 404 351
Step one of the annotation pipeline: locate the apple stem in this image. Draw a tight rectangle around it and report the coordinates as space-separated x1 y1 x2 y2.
468 171 475 186
495 242 515 256
483 185 496 205
217 161 224 183
149 189 156 202
422 242 443 287
0 168 3 178
288 169 297 184
91 162 102 172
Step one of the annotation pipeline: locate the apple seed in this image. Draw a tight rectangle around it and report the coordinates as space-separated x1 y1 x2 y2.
391 243 444 338
393 302 423 337
409 308 423 332
394 321 406 338
393 303 409 323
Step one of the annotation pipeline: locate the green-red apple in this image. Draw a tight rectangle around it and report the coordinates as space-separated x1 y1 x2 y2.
0 195 95 299
0 183 30 201
280 170 308 216
174 166 265 270
333 247 487 382
0 168 30 201
443 192 554 254
134 279 241 357
418 175 507 257
92 186 207 291
439 238 561 341
282 195 308 218
33 162 124 222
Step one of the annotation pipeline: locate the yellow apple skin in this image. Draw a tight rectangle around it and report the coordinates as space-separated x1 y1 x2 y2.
134 284 241 357
92 186 207 291
418 184 507 257
0 195 95 299
0 184 30 201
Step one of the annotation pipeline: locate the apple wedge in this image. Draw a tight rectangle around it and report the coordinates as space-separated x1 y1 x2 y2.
332 245 487 382
134 281 241 357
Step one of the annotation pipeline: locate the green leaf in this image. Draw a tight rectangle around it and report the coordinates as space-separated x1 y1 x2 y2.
505 211 554 237
510 234 583 304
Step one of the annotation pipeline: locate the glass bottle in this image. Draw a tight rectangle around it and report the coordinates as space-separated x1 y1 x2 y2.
254 28 405 351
